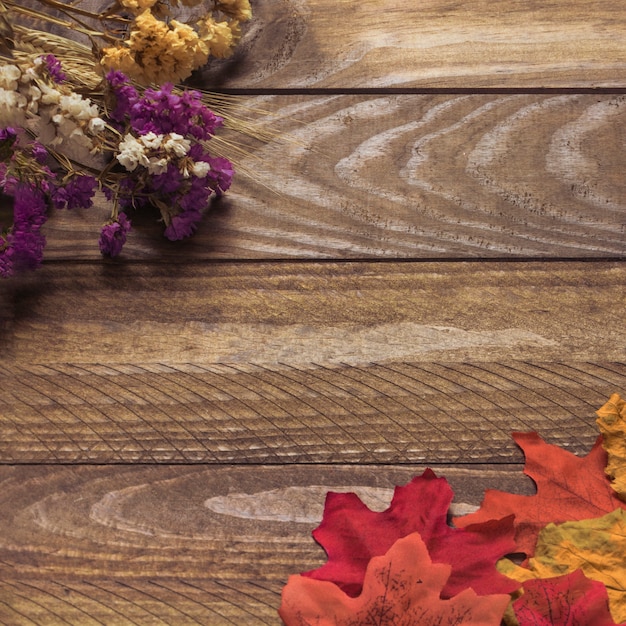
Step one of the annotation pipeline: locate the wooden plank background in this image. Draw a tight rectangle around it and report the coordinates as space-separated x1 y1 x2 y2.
1 0 626 623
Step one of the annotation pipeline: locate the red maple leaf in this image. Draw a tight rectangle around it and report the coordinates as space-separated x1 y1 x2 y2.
302 469 518 598
454 433 626 557
280 532 511 626
513 570 626 626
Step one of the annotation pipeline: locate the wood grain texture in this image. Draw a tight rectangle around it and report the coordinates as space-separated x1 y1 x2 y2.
0 359 621 463
0 578 284 626
2 0 626 622
43 94 626 260
0 464 533 623
3 261 624 364
1 262 624 463
200 0 626 88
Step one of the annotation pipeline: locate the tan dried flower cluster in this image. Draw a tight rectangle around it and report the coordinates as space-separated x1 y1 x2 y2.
100 0 252 85
118 0 159 10
215 0 253 21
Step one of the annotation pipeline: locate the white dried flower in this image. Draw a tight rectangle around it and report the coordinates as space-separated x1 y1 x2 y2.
50 116 87 149
139 132 163 150
88 117 106 134
59 93 99 120
163 133 191 158
117 133 149 171
0 65 22 91
39 83 62 106
22 67 38 84
0 88 26 126
26 85 42 113
190 161 211 178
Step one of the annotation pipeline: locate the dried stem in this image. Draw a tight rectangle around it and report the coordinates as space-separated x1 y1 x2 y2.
4 0 127 44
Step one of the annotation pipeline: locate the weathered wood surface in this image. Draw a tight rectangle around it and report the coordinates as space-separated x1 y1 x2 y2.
0 464 532 624
4 261 625 363
45 94 626 260
3 0 626 623
204 0 626 88
1 359 621 464
1 261 625 463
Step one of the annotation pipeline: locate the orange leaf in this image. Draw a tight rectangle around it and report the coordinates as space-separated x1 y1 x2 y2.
279 532 511 626
454 431 626 556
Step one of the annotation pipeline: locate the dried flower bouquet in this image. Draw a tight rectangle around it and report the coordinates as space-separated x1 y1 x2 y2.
0 0 252 277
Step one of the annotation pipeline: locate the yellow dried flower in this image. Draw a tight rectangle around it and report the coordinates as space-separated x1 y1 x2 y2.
99 1 251 83
228 20 242 45
101 10 209 84
169 20 209 67
100 45 141 78
200 16 236 59
119 0 159 12
215 0 252 22
129 9 170 49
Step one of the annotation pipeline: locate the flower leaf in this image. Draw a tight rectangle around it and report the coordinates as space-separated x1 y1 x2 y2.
499 509 626 623
596 394 626 501
454 431 626 556
511 570 626 626
280 532 511 626
302 469 518 598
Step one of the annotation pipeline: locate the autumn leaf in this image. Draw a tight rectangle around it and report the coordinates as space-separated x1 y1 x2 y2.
596 393 626 501
511 570 625 626
279 532 511 626
499 508 626 623
454 432 626 556
302 469 519 599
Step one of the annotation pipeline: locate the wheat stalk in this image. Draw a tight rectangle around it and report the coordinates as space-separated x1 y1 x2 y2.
11 24 103 90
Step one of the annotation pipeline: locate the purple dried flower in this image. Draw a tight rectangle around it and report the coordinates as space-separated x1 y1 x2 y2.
10 228 46 272
99 77 234 244
116 177 137 206
185 146 233 195
13 184 48 230
106 70 139 123
43 54 66 83
0 127 17 142
178 89 223 140
164 208 203 241
205 156 234 194
0 183 48 277
38 167 56 196
151 163 182 195
178 176 211 213
130 84 222 139
99 213 131 257
52 175 97 210
31 142 48 164
0 127 17 162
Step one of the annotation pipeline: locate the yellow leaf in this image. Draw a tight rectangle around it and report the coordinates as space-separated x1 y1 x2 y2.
498 508 626 623
596 394 626 501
